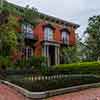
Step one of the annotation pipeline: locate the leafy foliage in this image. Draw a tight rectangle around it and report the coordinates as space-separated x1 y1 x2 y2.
0 14 18 56
22 5 38 25
7 75 100 92
85 15 100 61
3 1 39 26
0 56 13 69
15 56 47 70
60 46 80 64
53 61 100 75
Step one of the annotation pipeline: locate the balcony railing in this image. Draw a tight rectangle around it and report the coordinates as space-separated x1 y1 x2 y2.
24 32 34 39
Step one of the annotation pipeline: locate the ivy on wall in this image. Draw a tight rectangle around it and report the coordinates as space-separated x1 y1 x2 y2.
1 1 39 26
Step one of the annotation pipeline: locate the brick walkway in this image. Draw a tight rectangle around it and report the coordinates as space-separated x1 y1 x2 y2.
0 83 30 100
1 83 100 100
48 88 100 100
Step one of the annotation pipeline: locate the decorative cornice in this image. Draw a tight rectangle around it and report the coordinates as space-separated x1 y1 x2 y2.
39 12 80 29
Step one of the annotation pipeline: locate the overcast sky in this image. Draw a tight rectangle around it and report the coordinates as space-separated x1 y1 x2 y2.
7 0 100 37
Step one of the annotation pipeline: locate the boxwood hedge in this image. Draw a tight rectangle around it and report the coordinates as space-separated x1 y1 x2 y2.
52 62 100 75
7 75 100 92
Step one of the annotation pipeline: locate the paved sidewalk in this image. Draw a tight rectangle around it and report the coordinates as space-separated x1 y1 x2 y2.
0 83 30 100
48 88 100 100
1 82 100 100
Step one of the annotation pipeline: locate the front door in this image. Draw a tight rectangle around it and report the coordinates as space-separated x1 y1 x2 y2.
49 46 55 65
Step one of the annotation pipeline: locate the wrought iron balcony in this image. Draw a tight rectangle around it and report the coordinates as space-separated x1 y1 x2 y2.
23 32 38 47
24 32 34 39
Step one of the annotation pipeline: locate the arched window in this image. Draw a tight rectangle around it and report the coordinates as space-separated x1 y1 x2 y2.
61 30 69 44
44 27 53 40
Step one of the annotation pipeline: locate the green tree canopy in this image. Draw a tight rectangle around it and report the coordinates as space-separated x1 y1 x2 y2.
60 45 80 64
85 15 100 61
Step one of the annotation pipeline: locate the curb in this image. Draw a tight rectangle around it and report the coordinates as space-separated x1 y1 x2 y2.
1 80 100 99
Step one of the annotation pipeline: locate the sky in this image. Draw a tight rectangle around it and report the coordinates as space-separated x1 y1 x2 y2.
7 0 100 37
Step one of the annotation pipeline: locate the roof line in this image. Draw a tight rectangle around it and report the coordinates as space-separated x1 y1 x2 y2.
5 1 80 28
39 12 80 28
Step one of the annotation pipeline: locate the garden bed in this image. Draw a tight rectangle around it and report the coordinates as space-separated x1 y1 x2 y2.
2 62 100 92
6 75 100 92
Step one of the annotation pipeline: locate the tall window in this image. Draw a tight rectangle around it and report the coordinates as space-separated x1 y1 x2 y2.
22 23 34 39
61 31 69 44
22 47 33 59
44 27 53 40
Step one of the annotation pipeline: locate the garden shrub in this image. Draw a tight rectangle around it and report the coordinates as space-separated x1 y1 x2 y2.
0 56 14 69
15 56 47 70
53 61 100 75
4 61 100 91
7 75 100 92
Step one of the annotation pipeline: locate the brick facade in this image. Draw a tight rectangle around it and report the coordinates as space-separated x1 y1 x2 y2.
3 2 79 66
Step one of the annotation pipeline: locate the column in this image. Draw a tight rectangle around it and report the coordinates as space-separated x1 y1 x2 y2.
55 47 60 65
55 47 58 65
57 47 60 64
42 45 46 57
42 46 43 56
42 45 50 66
46 45 50 66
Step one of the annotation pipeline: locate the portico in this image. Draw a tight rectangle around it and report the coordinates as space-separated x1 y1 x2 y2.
42 41 60 66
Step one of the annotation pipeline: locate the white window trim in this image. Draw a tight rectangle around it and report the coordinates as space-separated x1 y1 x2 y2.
61 31 69 44
44 27 53 40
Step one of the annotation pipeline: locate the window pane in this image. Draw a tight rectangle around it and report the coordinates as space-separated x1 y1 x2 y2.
62 31 67 40
22 23 34 39
44 27 53 40
62 31 69 43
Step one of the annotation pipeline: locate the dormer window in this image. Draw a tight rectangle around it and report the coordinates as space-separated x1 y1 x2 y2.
61 30 69 44
44 26 54 40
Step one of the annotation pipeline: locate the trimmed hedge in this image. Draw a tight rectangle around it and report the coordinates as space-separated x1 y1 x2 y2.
7 75 100 92
4 61 100 92
52 62 100 75
2 61 100 76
